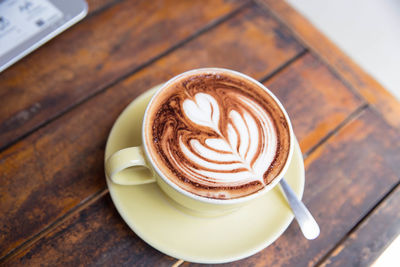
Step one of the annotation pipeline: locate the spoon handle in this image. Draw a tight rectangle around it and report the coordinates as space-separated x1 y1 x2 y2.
280 178 320 240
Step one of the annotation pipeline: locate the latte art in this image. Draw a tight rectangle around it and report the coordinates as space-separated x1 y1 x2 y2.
145 70 291 199
178 93 277 186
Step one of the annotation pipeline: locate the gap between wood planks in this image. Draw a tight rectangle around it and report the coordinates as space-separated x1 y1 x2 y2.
0 189 109 263
303 103 368 159
86 0 123 18
259 49 308 83
315 181 400 267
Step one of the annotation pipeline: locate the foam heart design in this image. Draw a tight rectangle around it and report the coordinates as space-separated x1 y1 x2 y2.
182 93 220 133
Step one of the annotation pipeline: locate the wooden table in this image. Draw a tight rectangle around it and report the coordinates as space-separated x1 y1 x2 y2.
1 0 400 266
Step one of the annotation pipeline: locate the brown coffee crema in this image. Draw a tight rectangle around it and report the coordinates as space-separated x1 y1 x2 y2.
144 70 291 199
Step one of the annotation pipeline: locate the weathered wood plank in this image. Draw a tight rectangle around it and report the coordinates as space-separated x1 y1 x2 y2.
257 0 400 130
0 5 304 260
87 0 120 15
320 185 400 267
5 194 177 266
183 109 400 266
264 53 364 153
0 0 247 150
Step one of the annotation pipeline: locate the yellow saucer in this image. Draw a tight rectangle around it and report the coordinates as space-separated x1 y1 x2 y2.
104 86 305 264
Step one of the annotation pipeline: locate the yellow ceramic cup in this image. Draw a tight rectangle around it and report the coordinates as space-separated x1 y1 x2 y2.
105 68 295 217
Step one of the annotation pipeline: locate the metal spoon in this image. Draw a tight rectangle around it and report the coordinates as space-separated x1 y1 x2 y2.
280 178 320 240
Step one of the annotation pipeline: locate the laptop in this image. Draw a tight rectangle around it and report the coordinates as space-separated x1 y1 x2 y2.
0 0 87 72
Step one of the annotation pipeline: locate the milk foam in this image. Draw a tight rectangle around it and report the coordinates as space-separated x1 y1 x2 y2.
177 93 277 186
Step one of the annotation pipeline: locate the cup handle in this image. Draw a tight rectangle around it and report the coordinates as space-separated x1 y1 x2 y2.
105 146 156 185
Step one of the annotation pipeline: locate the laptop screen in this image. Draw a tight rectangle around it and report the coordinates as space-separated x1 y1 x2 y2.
0 0 64 58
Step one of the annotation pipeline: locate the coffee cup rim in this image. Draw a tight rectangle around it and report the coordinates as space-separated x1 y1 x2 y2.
142 68 294 205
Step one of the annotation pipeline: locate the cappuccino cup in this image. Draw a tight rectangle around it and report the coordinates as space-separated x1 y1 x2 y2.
105 68 294 216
